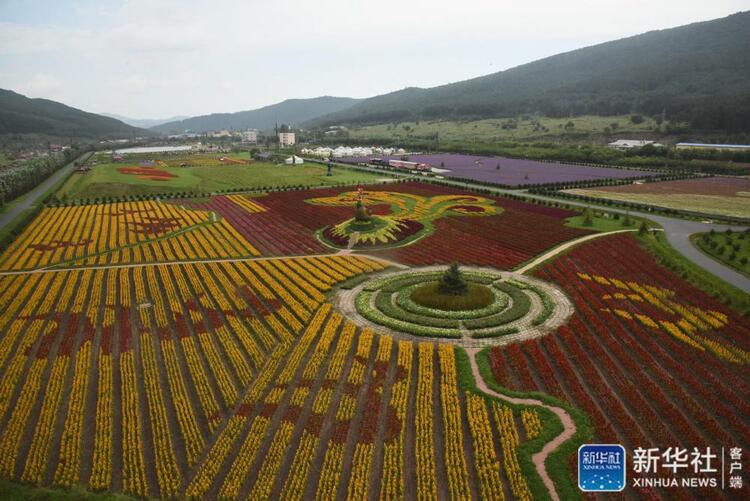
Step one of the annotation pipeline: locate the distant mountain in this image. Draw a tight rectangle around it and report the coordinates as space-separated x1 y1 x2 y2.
0 88 150 138
309 11 750 132
101 113 189 129
151 96 360 134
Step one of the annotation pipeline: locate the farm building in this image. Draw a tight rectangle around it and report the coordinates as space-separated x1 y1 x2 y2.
608 139 662 149
675 142 750 151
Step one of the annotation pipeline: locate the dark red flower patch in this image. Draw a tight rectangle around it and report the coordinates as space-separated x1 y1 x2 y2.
29 239 92 251
117 166 176 180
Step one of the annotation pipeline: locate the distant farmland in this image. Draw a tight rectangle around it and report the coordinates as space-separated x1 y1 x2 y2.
564 176 750 218
340 153 655 187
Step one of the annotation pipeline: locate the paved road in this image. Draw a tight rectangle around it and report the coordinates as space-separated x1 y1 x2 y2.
0 152 91 230
325 160 750 293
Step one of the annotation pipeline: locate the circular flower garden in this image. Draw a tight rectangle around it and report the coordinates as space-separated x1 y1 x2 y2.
337 265 573 345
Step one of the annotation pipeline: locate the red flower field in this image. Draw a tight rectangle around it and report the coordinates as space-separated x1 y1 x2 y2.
488 234 750 498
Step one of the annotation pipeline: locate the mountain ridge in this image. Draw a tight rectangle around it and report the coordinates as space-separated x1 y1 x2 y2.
0 88 150 139
306 11 750 132
151 96 361 134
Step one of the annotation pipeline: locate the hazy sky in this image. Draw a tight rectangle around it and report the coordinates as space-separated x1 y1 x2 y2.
0 0 747 119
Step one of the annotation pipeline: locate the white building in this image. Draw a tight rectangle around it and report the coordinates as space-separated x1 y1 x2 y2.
285 155 304 165
241 130 258 143
278 131 296 147
608 139 662 150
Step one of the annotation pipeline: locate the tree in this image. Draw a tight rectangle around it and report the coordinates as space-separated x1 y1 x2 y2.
438 263 468 296
582 209 593 227
638 221 648 235
623 211 633 227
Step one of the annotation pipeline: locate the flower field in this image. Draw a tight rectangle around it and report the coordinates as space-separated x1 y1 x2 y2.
0 201 261 271
487 233 750 497
185 181 588 264
370 195 589 268
307 190 498 248
0 179 747 499
340 153 656 186
0 252 551 499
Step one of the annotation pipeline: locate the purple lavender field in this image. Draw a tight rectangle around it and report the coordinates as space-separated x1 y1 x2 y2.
340 153 655 187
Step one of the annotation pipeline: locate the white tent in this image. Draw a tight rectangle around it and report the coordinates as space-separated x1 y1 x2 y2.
285 155 304 165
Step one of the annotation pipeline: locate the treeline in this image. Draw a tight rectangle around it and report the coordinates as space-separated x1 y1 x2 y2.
0 146 87 205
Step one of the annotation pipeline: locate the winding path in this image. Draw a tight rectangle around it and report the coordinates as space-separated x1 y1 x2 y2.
515 229 637 274
465 347 575 501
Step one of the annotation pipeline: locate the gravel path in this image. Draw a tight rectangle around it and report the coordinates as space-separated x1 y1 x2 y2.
465 347 575 501
0 251 407 276
516 229 637 274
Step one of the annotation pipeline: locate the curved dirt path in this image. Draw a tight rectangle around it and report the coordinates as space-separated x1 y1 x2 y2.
516 228 637 274
465 346 575 501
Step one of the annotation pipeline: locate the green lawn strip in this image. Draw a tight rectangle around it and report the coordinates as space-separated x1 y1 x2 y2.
692 232 750 278
637 231 750 315
334 273 373 291
395 283 509 319
456 347 593 501
530 287 555 326
465 282 531 328
564 212 648 232
0 479 137 501
373 290 459 328
354 290 461 338
470 326 520 338
57 161 387 200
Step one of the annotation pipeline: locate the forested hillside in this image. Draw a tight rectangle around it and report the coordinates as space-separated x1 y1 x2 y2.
310 12 750 132
0 89 147 138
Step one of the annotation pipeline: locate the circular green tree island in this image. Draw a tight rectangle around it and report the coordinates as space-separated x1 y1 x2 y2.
410 263 494 311
338 264 573 344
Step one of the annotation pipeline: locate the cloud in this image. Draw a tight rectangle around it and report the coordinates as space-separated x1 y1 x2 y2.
0 0 747 117
13 73 64 97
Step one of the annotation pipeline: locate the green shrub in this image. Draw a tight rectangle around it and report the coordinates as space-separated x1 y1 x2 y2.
395 284 509 319
374 291 459 328
411 282 494 311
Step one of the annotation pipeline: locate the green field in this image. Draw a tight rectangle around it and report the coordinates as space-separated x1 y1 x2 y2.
347 114 664 142
564 211 647 232
693 230 750 277
55 153 390 199
563 188 750 219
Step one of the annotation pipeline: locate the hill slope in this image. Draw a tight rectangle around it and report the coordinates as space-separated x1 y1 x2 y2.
152 96 360 134
310 12 750 131
0 89 149 138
